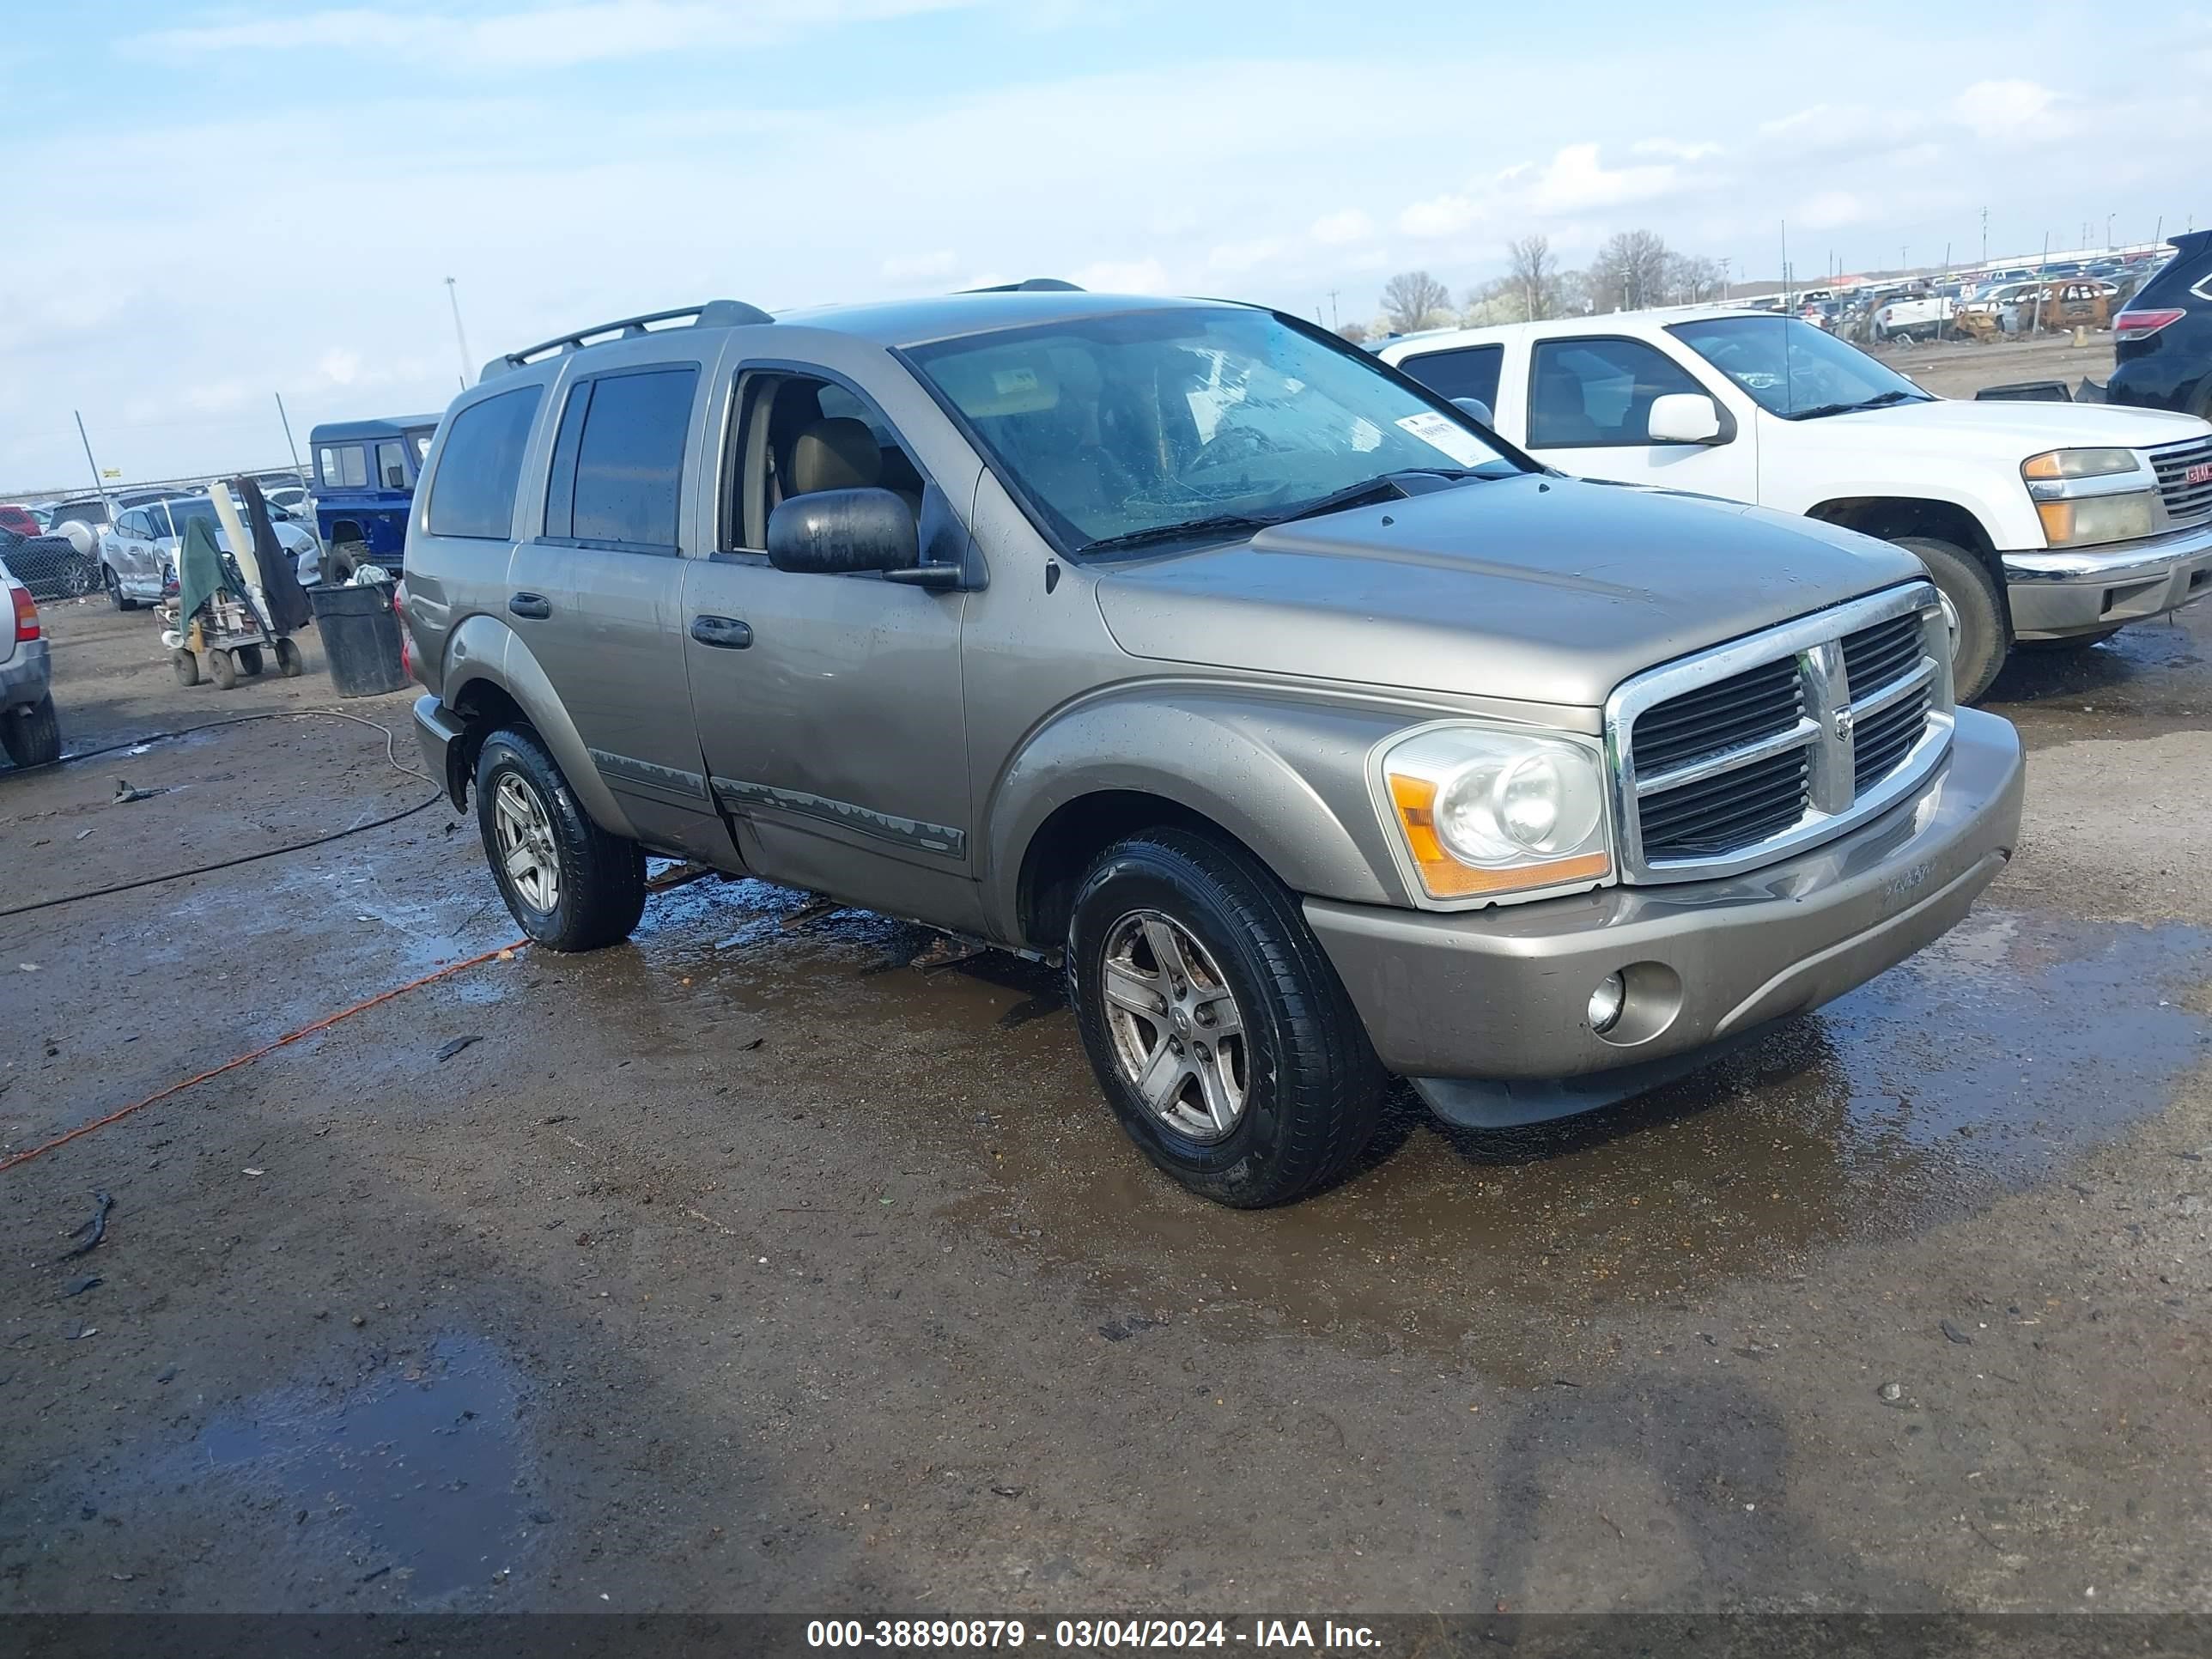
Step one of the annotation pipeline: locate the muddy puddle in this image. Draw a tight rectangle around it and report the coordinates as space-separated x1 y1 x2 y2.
551 884 2212 1364
196 1332 536 1601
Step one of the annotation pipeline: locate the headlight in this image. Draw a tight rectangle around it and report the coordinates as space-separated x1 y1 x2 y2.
2021 448 2140 483
2036 492 2157 548
1376 725 1610 902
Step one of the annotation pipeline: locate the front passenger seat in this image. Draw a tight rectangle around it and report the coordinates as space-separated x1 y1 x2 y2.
788 417 921 520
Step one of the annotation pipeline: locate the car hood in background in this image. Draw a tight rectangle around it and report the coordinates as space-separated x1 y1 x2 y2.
1825 397 2210 454
1093 474 1920 708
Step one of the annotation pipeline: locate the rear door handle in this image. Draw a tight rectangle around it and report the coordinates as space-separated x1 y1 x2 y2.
507 592 551 620
690 615 752 649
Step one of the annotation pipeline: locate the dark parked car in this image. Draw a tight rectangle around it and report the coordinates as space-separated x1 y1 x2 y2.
2109 230 2212 420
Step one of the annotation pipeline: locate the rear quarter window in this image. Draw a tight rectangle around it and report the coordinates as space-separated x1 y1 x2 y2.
1398 343 1504 411
426 386 545 540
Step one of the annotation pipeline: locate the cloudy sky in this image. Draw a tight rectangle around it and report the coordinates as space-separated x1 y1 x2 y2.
3 0 2206 487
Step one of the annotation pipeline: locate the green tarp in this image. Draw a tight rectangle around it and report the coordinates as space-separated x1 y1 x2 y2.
174 516 230 630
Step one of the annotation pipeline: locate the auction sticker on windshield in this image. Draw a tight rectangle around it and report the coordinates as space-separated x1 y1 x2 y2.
1395 411 1492 467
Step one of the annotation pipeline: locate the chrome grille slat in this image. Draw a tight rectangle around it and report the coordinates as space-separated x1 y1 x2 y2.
2153 436 2212 528
1605 581 1957 883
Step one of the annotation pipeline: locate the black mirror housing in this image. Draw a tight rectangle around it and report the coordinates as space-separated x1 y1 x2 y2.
766 488 919 576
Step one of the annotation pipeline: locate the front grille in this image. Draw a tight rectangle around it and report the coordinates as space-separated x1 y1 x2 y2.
1607 583 1954 883
1631 656 1802 776
1841 612 1923 694
1640 747 1808 861
2153 436 2212 528
1853 684 1932 793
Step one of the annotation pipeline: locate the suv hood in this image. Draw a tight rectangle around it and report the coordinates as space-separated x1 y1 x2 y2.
1093 474 1920 708
1824 396 2209 453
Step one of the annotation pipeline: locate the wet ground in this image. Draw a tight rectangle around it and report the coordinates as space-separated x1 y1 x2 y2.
2 595 2209 1616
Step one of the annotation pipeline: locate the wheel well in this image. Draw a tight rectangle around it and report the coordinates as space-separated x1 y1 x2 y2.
327 519 367 544
1017 790 1257 954
1806 496 1996 563
447 679 528 808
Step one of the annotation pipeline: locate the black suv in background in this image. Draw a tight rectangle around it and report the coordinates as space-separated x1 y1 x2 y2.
2109 232 2212 419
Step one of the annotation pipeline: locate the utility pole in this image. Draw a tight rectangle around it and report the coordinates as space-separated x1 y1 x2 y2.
274 392 302 475
444 276 473 389
1981 206 1989 266
1780 219 1790 308
74 411 112 514
1327 289 1340 330
2106 213 2114 252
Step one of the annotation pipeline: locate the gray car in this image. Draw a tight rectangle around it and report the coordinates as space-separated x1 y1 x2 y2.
1 557 60 768
402 289 2025 1207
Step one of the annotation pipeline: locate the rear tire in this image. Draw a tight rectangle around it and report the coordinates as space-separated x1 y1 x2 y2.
474 725 647 951
1892 536 2005 702
1 694 62 768
1067 828 1385 1207
237 644 264 678
104 566 139 612
274 637 305 678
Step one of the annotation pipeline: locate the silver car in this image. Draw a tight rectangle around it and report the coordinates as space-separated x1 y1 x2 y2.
98 495 321 610
400 289 2025 1207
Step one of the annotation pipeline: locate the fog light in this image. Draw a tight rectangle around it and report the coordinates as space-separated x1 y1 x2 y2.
1588 972 1626 1035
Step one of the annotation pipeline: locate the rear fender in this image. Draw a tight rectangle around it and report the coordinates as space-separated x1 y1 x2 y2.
440 612 638 837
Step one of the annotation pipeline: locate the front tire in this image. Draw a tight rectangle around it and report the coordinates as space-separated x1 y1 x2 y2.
1068 828 1385 1207
474 725 646 951
1893 536 2005 702
104 566 139 612
1 694 62 769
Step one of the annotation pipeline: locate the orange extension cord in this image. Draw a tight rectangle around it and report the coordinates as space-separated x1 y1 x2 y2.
0 939 530 1173
0 863 714 1174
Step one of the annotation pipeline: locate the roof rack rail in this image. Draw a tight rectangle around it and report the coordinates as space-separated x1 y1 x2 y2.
956 277 1085 294
479 299 774 383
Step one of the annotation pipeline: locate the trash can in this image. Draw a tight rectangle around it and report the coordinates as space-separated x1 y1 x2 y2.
308 583 409 698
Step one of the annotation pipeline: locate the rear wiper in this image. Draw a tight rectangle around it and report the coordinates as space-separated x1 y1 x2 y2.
1073 514 1272 558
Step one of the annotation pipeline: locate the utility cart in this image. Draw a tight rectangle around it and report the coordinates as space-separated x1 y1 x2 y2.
161 558 305 690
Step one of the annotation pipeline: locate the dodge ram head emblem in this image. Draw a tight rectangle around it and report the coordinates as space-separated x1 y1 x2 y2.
1832 706 1856 744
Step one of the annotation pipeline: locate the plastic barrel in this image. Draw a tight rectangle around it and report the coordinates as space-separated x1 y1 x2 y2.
307 584 409 698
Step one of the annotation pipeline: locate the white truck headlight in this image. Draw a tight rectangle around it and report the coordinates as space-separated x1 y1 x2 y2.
1376 725 1611 902
2036 491 2157 548
2021 449 2156 549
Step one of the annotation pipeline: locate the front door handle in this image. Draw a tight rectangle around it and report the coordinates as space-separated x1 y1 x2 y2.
508 592 551 620
690 615 753 649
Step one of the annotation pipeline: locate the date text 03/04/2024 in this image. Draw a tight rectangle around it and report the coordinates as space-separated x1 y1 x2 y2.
805 1619 1382 1650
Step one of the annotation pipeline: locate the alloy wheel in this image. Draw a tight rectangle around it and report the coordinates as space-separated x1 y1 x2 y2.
493 772 561 915
1098 908 1249 1142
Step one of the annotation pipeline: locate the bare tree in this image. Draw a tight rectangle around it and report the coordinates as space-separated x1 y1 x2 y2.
1588 229 1672 313
1381 270 1454 334
1336 319 1370 344
1665 252 1725 305
1505 234 1563 322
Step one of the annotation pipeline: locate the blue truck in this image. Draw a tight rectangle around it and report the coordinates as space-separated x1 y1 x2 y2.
308 414 441 572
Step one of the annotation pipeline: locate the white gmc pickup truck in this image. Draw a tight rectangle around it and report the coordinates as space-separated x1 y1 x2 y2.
1381 310 2212 697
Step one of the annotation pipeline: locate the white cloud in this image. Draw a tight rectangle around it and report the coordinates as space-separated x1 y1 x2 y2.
1526 143 1680 213
1309 208 1375 246
1951 78 2057 138
1793 191 1866 231
1206 239 1283 275
1400 193 1479 240
1632 137 1722 161
878 248 960 283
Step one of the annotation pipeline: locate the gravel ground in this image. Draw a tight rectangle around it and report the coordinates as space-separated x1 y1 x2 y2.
3 501 2209 1622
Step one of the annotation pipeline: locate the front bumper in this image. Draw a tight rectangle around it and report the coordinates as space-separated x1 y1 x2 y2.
2002 519 2212 640
1304 708 2024 1127
0 638 51 712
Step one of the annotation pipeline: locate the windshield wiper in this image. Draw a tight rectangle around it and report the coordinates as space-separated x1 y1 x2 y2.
1073 513 1273 559
1787 388 1929 422
1264 468 1485 527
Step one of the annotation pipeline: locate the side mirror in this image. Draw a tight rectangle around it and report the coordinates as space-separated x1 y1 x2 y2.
1647 392 1726 446
767 487 920 577
1449 397 1495 428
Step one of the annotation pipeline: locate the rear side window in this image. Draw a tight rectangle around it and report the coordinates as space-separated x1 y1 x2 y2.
1399 344 1503 411
545 365 698 551
375 440 410 490
426 386 544 540
319 445 368 489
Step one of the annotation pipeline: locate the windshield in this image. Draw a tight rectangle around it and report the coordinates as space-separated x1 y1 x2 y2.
908 307 1516 556
156 498 223 538
1669 316 1931 419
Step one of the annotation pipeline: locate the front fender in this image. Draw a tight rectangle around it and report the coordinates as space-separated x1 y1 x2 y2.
439 612 639 839
981 683 1427 941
